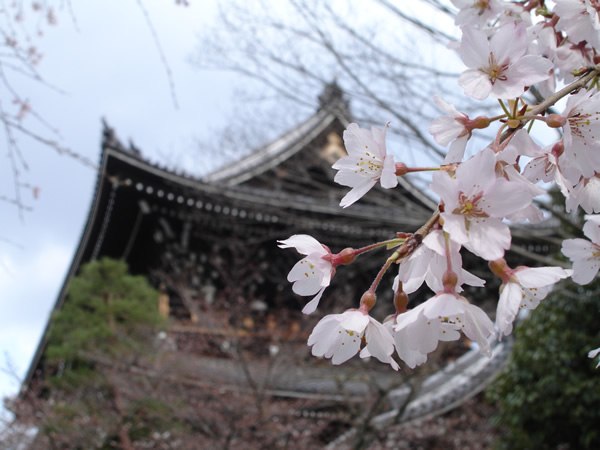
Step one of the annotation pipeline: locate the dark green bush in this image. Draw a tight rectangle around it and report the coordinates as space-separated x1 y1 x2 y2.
488 286 600 449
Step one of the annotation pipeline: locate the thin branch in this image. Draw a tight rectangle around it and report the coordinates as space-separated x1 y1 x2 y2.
134 0 179 109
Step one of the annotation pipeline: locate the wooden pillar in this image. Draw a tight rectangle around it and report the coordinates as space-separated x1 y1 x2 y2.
158 287 170 318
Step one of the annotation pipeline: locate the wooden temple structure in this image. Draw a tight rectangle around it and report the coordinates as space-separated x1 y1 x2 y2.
19 84 558 448
24 84 438 387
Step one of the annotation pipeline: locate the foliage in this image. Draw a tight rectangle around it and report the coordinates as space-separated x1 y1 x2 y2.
38 258 172 448
488 286 600 449
47 258 164 366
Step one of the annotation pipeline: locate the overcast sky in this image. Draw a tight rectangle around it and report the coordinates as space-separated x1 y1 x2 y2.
0 0 241 405
0 0 466 414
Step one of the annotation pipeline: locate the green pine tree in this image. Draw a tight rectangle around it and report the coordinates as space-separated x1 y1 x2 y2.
39 258 171 449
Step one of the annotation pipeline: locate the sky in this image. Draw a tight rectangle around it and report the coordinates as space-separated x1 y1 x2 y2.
0 0 464 416
0 0 240 406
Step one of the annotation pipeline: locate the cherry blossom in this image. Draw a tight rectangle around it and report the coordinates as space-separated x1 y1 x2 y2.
395 291 495 357
395 230 484 294
560 90 600 179
277 235 334 314
431 148 534 260
554 0 600 49
383 318 427 369
457 22 552 100
392 304 461 367
452 0 505 27
495 130 547 223
428 97 490 163
490 259 571 337
308 309 398 368
562 214 600 284
521 141 572 197
277 0 600 375
565 176 600 214
333 123 398 208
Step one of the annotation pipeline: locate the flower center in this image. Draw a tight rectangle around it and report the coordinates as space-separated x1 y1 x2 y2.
474 0 491 14
453 191 489 218
482 53 509 84
568 109 600 140
355 151 383 175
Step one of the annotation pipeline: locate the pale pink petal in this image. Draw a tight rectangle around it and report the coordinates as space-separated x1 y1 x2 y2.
561 238 595 260
459 69 493 100
380 154 398 189
456 149 497 197
484 178 533 217
278 234 327 255
445 134 469 163
462 303 495 356
422 293 465 320
460 268 486 287
431 171 460 211
308 315 341 352
496 281 523 336
458 26 490 68
291 274 322 296
463 218 510 261
339 179 377 208
490 22 527 63
340 311 369 333
301 287 326 315
441 212 469 245
364 319 395 363
583 215 600 243
572 258 600 285
502 54 552 87
514 266 570 288
343 123 378 157
330 331 362 364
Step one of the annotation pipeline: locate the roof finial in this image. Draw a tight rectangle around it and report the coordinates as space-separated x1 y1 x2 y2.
317 80 351 119
101 118 125 151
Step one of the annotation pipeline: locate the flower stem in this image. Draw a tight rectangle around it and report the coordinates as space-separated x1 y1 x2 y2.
354 238 404 256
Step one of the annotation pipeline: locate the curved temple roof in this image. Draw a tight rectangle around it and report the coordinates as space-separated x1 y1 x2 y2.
23 91 435 390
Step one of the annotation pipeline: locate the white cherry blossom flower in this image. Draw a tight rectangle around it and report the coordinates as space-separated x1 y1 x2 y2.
395 291 495 357
491 259 571 336
452 0 505 27
431 148 534 260
562 214 600 284
428 97 485 163
333 123 398 208
383 318 427 369
457 22 552 100
278 235 333 314
392 304 461 367
396 230 484 294
554 0 600 49
560 90 600 179
565 176 600 214
495 130 547 223
308 309 398 369
520 139 573 198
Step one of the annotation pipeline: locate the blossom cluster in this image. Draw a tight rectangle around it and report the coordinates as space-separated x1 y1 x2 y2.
280 0 600 370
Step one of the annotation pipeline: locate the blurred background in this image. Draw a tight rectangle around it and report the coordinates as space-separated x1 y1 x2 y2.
1 1 598 449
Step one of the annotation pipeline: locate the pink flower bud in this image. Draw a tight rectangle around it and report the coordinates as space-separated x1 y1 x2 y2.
360 291 377 311
546 114 566 128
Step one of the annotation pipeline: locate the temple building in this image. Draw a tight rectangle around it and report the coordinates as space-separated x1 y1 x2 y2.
25 84 436 383
18 84 556 448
